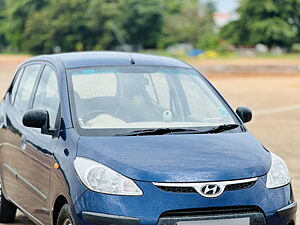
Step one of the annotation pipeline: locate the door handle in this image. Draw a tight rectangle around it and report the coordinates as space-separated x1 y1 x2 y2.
20 135 27 151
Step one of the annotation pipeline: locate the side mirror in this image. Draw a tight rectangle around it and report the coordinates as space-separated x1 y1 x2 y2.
22 110 55 135
236 107 252 123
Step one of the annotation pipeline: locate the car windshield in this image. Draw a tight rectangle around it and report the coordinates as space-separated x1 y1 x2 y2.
68 66 236 132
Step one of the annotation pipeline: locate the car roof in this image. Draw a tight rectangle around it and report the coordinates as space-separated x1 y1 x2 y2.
25 51 192 69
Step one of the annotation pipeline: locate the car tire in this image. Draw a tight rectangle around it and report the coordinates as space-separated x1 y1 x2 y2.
0 183 17 223
57 204 74 225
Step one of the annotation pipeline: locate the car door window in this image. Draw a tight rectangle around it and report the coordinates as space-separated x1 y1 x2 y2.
10 67 24 104
14 64 41 112
32 66 60 129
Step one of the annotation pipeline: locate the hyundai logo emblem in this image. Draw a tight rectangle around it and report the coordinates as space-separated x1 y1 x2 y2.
198 184 223 198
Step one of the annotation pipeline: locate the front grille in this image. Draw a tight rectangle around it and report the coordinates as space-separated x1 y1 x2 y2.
157 207 266 225
155 180 256 194
225 181 256 191
157 186 197 193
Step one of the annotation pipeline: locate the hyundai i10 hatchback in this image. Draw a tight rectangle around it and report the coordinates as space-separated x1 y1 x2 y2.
0 52 297 225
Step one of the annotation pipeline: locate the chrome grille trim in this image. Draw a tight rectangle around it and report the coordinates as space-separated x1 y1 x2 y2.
153 177 258 198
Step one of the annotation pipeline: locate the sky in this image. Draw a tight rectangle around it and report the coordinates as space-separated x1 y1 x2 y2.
211 0 238 14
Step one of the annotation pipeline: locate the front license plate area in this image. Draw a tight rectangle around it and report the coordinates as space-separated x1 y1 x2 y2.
177 217 250 225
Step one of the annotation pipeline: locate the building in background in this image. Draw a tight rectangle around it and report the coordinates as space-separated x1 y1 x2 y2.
214 12 238 28
210 0 238 27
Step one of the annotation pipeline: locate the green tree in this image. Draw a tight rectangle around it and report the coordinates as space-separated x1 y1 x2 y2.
117 0 163 49
22 0 164 53
0 0 6 48
23 0 90 53
1 0 48 50
158 0 216 49
83 0 121 50
221 0 300 48
0 0 217 53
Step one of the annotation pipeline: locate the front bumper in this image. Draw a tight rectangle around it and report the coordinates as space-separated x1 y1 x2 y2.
82 212 139 225
277 201 297 218
73 176 296 225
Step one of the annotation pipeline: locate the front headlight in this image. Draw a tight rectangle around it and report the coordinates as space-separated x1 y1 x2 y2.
266 152 290 189
74 157 143 196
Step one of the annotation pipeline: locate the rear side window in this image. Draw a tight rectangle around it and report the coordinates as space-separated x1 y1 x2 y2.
10 68 24 104
32 66 60 129
14 64 41 112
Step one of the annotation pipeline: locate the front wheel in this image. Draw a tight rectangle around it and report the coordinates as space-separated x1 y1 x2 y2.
0 183 17 223
57 204 74 225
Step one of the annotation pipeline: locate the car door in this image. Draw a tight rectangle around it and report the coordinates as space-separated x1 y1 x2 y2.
20 64 61 224
0 66 26 200
0 63 42 212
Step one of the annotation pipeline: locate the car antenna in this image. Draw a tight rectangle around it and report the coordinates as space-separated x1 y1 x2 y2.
129 54 135 65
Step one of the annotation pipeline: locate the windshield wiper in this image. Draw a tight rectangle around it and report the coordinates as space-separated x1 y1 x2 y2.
200 124 240 134
116 127 204 136
116 124 240 136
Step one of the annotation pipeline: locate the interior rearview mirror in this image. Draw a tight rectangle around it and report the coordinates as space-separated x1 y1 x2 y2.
236 107 252 123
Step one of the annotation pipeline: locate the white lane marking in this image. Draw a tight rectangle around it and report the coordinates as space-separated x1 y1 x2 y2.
255 104 300 115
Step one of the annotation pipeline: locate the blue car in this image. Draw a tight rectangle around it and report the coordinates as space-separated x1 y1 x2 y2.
0 52 296 225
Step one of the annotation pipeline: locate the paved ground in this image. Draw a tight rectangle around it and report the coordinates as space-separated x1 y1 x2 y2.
0 55 299 224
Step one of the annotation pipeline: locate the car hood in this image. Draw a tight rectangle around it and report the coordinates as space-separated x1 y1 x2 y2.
77 132 271 182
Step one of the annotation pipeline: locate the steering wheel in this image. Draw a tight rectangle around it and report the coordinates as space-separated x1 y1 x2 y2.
81 110 111 123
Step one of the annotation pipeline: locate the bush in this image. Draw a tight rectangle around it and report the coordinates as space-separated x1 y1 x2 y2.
291 43 300 53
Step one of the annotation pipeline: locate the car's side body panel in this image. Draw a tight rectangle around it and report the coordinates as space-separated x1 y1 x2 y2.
0 59 80 225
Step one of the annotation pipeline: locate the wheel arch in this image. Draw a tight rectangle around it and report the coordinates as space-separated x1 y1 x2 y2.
52 195 68 225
